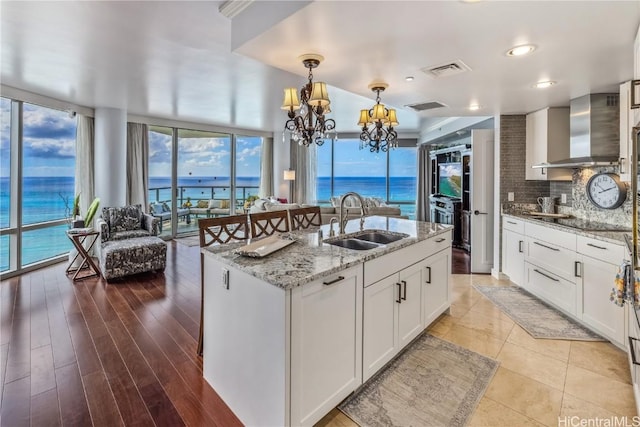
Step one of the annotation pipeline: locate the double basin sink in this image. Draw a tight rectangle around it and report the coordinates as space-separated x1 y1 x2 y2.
324 229 409 251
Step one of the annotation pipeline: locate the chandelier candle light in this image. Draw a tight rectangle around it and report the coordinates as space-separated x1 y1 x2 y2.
358 83 399 153
282 54 337 147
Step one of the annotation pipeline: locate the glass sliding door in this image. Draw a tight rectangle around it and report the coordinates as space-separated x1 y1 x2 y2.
177 129 231 234
148 126 174 238
235 135 262 212
389 146 417 219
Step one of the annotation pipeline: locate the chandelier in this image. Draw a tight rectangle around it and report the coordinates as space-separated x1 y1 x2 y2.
282 54 337 147
358 83 399 153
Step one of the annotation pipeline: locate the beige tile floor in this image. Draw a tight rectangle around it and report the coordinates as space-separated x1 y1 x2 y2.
316 273 637 427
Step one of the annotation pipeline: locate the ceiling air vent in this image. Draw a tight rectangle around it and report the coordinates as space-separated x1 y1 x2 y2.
421 60 471 78
405 101 448 112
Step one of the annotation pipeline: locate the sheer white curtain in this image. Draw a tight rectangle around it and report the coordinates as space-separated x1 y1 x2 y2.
259 137 274 198
416 144 430 221
74 114 95 219
290 141 317 204
126 122 149 209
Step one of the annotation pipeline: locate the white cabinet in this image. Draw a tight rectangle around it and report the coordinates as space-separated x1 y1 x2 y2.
577 236 627 347
620 81 634 182
362 274 398 381
362 261 424 382
398 262 425 348
619 79 640 182
290 266 363 427
523 261 577 316
525 107 572 181
502 218 525 286
422 249 450 327
362 233 451 383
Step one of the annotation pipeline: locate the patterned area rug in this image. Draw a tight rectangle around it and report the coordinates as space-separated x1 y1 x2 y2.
339 334 498 427
474 285 604 341
174 235 200 247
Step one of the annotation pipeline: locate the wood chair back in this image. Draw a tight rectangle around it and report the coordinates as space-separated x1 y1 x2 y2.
249 210 290 238
289 206 322 230
198 214 249 248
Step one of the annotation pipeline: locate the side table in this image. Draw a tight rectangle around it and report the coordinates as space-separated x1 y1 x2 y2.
65 229 101 281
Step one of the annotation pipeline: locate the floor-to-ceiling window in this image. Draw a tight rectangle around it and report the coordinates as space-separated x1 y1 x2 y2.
235 135 261 210
148 126 262 237
1 98 11 272
0 98 77 275
177 129 232 234
316 139 417 218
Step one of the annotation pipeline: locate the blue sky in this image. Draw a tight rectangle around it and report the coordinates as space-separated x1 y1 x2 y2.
1 99 76 177
149 130 262 178
318 140 417 177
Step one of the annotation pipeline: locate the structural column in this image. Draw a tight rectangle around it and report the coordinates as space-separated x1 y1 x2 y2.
94 108 127 208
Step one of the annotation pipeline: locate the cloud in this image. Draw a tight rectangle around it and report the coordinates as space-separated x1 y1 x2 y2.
149 131 172 163
236 144 261 162
23 137 75 158
22 104 76 140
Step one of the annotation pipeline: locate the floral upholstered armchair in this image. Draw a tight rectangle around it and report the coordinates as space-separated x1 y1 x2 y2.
97 204 159 242
96 205 166 281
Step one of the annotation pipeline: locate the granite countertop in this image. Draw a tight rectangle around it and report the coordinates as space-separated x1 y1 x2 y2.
502 212 629 246
202 216 452 290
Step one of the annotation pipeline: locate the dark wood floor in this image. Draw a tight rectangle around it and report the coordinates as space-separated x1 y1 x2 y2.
0 241 242 427
451 247 471 274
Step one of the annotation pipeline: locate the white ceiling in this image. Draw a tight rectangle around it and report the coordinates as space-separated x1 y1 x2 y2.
1 1 639 135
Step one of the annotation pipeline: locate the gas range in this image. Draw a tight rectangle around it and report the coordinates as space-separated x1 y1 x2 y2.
536 217 632 232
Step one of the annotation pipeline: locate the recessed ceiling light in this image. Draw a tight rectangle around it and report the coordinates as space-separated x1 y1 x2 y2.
506 44 536 57
405 76 414 82
533 80 556 89
468 104 481 111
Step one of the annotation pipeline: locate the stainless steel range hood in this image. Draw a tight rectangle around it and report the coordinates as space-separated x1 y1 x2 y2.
533 93 619 168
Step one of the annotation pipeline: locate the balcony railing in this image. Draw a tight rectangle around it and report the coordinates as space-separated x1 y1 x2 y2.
149 184 260 210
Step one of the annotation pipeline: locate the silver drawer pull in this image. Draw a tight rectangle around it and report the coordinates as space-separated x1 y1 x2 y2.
533 268 559 282
587 243 607 250
323 276 344 286
518 240 524 253
435 238 446 243
507 221 517 225
533 241 559 252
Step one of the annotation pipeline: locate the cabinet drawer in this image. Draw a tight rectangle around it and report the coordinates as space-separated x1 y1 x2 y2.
364 231 451 287
525 221 577 251
577 235 625 265
526 237 578 281
503 217 525 234
524 262 576 316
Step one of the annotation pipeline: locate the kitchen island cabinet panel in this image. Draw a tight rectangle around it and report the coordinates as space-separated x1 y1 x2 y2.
398 262 425 348
290 266 363 427
202 259 288 427
362 274 399 382
422 249 451 327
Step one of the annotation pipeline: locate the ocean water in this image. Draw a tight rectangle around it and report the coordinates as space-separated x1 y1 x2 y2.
1 175 417 271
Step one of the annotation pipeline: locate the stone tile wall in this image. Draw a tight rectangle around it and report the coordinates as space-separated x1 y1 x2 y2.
499 115 550 206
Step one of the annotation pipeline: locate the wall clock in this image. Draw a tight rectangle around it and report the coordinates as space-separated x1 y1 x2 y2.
586 172 627 209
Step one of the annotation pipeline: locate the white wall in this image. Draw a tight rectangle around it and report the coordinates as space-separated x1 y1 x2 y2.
94 108 127 208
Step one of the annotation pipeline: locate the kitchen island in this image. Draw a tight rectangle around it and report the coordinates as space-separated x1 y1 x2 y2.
201 216 452 427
